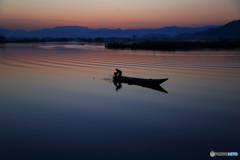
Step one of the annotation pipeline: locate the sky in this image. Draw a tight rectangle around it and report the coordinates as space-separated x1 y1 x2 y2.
0 0 240 31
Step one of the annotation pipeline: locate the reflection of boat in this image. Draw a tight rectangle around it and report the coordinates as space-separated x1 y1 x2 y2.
113 76 168 93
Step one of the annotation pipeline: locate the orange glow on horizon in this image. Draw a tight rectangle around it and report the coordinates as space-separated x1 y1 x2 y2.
0 0 239 30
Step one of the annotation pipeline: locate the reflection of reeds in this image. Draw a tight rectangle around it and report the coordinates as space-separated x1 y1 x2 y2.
105 41 240 51
101 77 114 83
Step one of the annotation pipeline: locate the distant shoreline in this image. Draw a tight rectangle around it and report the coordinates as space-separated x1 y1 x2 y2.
1 38 240 51
105 41 240 51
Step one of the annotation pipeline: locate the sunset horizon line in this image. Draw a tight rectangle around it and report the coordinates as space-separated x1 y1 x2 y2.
1 20 235 32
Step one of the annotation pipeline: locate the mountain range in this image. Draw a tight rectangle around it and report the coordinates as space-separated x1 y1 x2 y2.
0 25 220 38
175 20 240 40
1 20 239 39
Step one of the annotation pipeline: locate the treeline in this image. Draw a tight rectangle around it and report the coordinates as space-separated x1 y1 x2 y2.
105 41 240 51
0 36 74 43
0 36 110 43
0 35 6 43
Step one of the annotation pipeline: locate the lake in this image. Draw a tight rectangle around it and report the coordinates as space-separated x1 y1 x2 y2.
1 42 240 160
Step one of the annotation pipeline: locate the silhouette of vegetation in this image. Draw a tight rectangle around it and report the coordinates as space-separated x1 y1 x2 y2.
1 37 132 43
78 38 93 42
105 41 240 51
94 37 103 42
58 38 70 42
0 35 6 43
1 37 76 43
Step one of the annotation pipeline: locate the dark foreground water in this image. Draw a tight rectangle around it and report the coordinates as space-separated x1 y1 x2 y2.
1 43 240 160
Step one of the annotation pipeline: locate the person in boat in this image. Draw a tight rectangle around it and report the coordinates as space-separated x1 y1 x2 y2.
114 68 122 77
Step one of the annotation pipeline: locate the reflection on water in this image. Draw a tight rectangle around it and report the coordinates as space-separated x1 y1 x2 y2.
113 80 122 91
1 42 240 160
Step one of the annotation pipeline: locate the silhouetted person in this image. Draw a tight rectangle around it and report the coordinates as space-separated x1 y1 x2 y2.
114 68 122 77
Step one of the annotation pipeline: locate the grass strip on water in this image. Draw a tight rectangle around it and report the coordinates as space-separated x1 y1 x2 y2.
105 41 240 51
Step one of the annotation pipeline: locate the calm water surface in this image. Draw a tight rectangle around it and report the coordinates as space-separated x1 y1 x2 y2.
1 42 240 160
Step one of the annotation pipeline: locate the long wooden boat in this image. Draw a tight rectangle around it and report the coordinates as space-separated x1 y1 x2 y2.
113 76 168 85
113 76 168 93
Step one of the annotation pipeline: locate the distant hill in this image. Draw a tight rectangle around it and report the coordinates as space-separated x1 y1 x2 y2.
0 25 221 38
175 20 240 40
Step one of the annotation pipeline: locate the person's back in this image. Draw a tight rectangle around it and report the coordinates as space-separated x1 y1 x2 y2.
115 68 122 76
